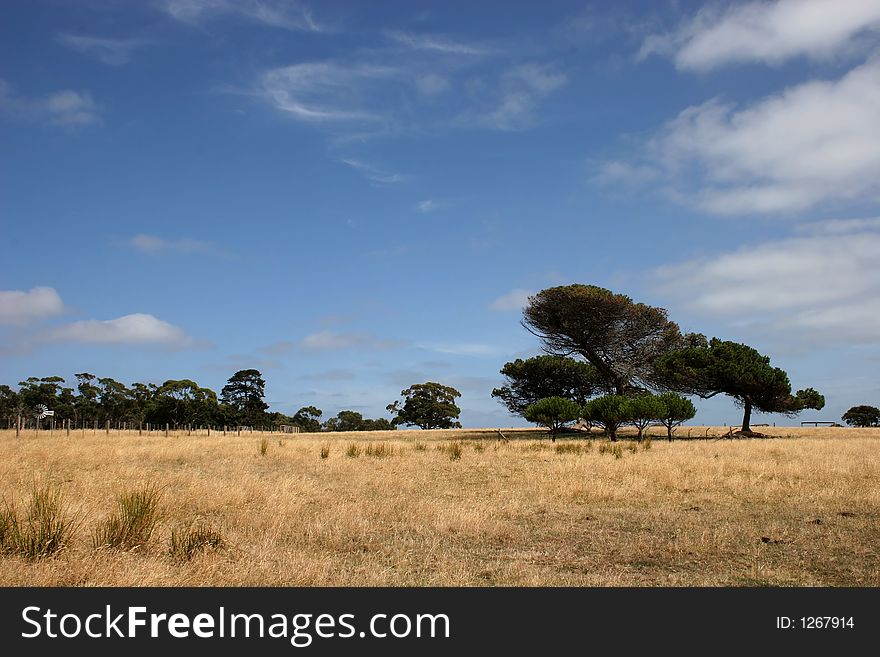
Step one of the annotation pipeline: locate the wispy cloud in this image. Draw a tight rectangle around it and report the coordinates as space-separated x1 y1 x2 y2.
386 31 494 56
300 330 406 352
423 342 501 356
462 62 567 131
416 199 439 213
488 288 533 312
0 287 64 326
57 34 152 66
0 80 101 127
44 313 194 348
653 218 880 345
415 73 451 96
127 234 215 255
258 62 393 123
640 0 880 70
339 158 408 185
596 57 880 215
161 0 324 32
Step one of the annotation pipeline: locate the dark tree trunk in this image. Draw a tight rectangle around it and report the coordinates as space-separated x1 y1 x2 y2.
741 399 752 433
609 424 618 442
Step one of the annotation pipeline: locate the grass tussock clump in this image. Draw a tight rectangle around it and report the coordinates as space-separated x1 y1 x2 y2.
413 441 427 452
319 444 331 459
92 484 162 551
258 437 270 457
448 441 463 461
598 442 624 459
346 443 362 458
364 442 393 458
642 436 652 451
555 442 583 455
1 483 79 561
169 522 225 561
472 441 486 453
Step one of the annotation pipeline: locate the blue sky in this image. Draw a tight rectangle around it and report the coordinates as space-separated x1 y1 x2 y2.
2 0 880 427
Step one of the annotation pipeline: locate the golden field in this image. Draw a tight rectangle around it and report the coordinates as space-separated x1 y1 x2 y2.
1 426 878 586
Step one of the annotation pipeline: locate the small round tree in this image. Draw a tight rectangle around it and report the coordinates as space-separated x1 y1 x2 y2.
523 397 582 441
656 392 696 441
842 405 880 427
583 395 628 442
620 394 664 441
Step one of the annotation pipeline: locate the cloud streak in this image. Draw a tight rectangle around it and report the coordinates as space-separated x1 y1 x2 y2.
640 0 880 70
597 57 880 215
162 0 324 32
654 218 880 345
58 34 152 66
0 80 101 126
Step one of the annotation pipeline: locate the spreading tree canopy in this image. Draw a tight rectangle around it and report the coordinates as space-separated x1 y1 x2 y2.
655 392 697 441
387 382 462 430
655 338 824 433
582 394 629 442
521 285 698 395
841 405 880 427
491 355 605 416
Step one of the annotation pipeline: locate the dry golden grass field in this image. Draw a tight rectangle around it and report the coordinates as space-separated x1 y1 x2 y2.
1 426 878 586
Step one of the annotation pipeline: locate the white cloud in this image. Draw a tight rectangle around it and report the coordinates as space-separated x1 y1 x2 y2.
654 218 880 344
339 158 407 185
58 34 151 66
0 80 101 126
600 58 880 215
0 287 64 326
162 0 323 31
386 31 493 55
416 199 439 213
641 0 880 70
45 313 193 347
300 330 405 351
128 234 213 254
489 288 534 312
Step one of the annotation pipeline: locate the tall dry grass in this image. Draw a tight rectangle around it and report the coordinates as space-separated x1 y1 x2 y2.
0 426 878 586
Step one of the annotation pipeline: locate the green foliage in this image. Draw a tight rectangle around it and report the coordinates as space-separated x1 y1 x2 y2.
386 382 462 429
656 338 823 432
841 405 880 427
620 394 665 440
93 485 162 551
292 406 323 433
522 285 696 395
323 410 396 432
583 395 628 441
655 392 697 440
523 396 582 440
491 355 604 416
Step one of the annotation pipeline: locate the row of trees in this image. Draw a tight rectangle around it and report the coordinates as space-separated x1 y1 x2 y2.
493 285 826 437
0 368 465 434
524 392 697 441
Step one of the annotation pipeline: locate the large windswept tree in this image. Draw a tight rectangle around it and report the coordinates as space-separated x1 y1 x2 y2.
655 338 824 434
491 355 605 416
522 285 698 395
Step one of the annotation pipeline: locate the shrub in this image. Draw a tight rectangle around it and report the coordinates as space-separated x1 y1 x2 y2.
2 483 79 560
448 441 463 461
364 442 393 458
93 484 162 551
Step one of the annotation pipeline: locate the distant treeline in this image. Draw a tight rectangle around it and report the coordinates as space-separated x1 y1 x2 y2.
0 369 391 433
